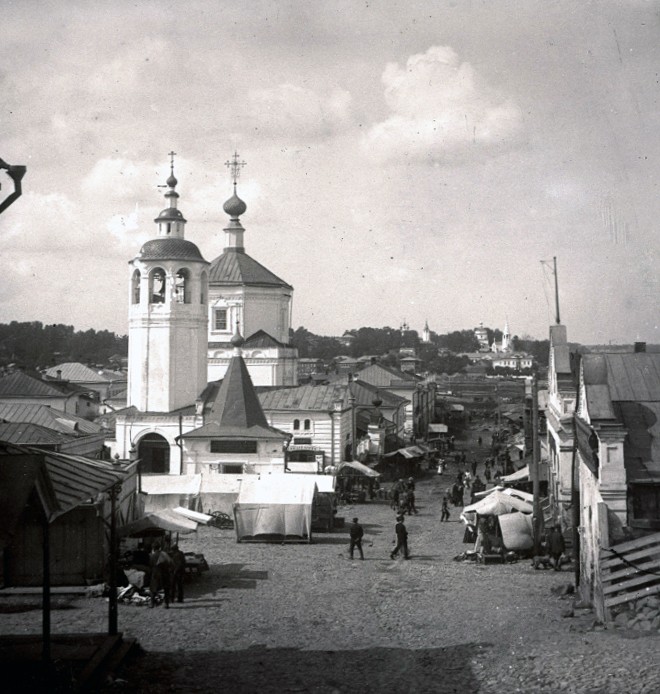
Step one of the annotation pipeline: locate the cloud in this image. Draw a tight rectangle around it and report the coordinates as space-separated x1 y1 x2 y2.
364 46 522 162
246 83 353 139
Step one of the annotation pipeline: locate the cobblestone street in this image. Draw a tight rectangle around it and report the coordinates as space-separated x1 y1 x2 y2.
2 434 659 693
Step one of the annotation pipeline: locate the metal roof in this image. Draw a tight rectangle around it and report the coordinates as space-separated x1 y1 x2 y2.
0 441 128 522
0 422 68 445
356 363 418 388
0 403 102 435
0 371 90 398
208 248 292 288
44 363 126 384
244 330 287 349
136 237 208 263
258 383 349 412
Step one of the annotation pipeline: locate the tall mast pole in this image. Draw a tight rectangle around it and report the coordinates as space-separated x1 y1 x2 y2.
553 256 561 325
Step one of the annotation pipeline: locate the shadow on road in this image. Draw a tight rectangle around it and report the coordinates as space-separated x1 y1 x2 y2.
107 642 492 693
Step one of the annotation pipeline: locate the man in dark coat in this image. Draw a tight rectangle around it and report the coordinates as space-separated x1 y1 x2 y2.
170 544 186 602
390 515 410 560
349 517 365 560
149 543 173 608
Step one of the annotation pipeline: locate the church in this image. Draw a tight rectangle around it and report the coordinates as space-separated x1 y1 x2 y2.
113 155 293 474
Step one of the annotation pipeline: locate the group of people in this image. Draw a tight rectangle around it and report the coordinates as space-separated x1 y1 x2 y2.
389 477 418 516
348 507 411 561
147 542 187 608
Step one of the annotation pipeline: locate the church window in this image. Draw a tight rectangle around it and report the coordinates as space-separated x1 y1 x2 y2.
131 269 141 304
293 419 300 430
214 308 228 331
629 483 660 529
304 419 311 431
175 268 191 304
149 268 166 304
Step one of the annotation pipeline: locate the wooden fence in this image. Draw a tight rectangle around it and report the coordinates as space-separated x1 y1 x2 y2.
599 531 660 618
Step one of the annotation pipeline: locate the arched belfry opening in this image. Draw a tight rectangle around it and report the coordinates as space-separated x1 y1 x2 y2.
132 269 141 304
175 267 191 304
149 267 166 304
137 433 170 474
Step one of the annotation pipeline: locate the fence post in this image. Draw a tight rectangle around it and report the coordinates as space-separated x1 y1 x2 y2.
596 501 610 622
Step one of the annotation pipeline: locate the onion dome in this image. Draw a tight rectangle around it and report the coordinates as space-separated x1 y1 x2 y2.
223 185 247 219
231 325 245 348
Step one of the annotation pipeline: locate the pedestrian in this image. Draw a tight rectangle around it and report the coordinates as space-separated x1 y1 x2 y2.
407 488 419 515
441 496 450 522
349 517 365 560
477 436 483 447
546 524 566 570
170 544 186 603
471 459 477 476
390 515 410 559
484 467 492 483
149 542 173 608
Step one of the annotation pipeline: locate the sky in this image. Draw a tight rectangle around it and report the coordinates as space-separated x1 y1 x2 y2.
2 0 659 345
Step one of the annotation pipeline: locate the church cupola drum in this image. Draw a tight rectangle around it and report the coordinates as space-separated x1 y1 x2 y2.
127 154 210 413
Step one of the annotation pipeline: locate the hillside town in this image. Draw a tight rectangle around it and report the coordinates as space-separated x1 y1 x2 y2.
1 150 659 693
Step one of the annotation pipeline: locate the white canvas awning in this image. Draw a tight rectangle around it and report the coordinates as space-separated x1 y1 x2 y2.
338 460 381 477
141 474 202 495
462 489 533 516
428 423 449 434
500 465 530 483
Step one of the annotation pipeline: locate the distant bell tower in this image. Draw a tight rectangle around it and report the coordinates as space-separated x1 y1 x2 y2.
127 153 210 412
422 320 431 344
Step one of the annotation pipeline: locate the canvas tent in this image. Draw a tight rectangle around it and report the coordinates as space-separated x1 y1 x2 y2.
118 509 198 537
233 475 317 542
198 473 243 515
462 489 533 516
140 474 202 512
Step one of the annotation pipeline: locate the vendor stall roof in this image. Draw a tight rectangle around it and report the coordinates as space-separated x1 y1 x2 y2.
428 423 449 434
338 460 381 478
118 509 198 536
500 465 530 483
141 473 202 496
462 489 533 516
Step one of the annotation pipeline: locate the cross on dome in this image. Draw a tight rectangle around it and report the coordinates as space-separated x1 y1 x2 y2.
225 151 246 186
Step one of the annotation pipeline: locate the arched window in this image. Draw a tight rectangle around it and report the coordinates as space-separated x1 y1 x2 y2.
293 419 300 430
131 269 141 304
200 271 207 305
175 268 191 304
304 419 311 431
149 268 166 304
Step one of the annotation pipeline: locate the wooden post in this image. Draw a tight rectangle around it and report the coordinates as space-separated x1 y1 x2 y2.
42 512 51 665
108 482 121 636
532 374 541 553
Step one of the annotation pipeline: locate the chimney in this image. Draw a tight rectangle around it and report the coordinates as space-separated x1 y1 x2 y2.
634 342 646 353
56 369 62 380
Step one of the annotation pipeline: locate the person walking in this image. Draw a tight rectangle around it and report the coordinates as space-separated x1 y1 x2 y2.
349 517 365 559
390 515 410 559
170 544 186 603
440 496 450 522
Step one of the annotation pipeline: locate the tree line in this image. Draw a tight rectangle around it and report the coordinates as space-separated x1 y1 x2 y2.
0 322 128 371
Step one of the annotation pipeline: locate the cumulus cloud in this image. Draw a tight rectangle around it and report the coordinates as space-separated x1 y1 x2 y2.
247 83 353 139
364 46 521 162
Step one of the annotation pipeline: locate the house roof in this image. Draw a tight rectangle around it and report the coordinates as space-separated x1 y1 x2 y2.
208 248 292 289
183 355 288 440
44 363 126 384
356 362 418 388
0 422 69 446
258 383 349 412
0 403 103 436
349 379 407 408
0 371 94 399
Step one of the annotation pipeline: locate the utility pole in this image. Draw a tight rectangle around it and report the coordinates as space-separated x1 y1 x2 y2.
553 256 561 325
531 373 541 553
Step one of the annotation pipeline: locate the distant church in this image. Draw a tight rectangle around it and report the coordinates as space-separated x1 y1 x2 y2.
115 154 292 474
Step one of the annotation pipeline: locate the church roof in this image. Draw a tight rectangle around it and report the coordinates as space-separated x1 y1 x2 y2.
183 355 288 440
208 248 292 289
136 237 206 262
244 330 287 348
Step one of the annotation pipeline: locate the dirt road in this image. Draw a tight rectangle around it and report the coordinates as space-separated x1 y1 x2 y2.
2 444 659 693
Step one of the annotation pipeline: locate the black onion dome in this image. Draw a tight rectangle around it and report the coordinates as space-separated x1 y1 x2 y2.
231 330 245 348
167 173 178 188
223 189 247 218
137 237 207 262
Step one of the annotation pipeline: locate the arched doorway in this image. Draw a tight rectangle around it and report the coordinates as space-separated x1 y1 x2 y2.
137 433 170 474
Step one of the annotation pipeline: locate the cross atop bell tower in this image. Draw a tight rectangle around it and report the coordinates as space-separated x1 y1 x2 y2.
225 151 246 186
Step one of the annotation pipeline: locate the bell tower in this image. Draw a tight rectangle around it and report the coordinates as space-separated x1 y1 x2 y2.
127 154 210 412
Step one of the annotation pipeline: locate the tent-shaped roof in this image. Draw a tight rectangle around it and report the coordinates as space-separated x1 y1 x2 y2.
338 460 380 478
183 355 288 441
209 249 292 289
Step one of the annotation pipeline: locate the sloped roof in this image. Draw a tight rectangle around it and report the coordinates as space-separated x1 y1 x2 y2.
44 363 126 384
183 355 288 440
244 330 287 349
0 403 102 435
208 249 292 289
258 383 349 412
0 422 69 446
136 237 207 263
0 371 91 398
0 441 128 522
349 379 407 408
356 362 418 388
